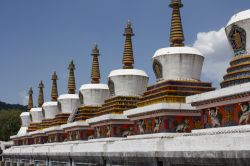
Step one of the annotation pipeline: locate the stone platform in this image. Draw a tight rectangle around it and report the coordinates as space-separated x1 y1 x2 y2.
3 125 250 166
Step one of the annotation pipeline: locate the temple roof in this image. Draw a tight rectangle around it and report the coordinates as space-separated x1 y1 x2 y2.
227 9 250 26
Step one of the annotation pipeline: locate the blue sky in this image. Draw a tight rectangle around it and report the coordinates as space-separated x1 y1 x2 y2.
0 0 250 105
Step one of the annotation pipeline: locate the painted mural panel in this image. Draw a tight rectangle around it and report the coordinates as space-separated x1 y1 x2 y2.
134 116 203 134
94 124 134 138
203 102 250 128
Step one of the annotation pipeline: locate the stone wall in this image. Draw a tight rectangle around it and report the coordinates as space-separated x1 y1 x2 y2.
4 126 250 166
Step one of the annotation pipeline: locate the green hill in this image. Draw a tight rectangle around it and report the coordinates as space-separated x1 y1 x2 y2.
0 101 27 111
0 101 26 141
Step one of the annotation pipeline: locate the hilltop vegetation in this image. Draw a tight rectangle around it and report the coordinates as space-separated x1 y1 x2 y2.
0 101 26 141
0 101 26 111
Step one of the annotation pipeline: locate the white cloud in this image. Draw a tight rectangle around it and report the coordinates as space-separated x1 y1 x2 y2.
193 28 233 88
19 90 29 105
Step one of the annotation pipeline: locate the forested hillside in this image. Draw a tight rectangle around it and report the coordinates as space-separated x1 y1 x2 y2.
0 101 26 111
0 101 26 141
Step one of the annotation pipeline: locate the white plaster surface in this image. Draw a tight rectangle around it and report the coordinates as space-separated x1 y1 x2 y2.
10 135 18 140
42 101 59 119
190 125 250 135
124 103 196 117
80 84 109 90
153 47 203 58
87 114 129 124
108 69 148 77
6 126 250 157
109 69 148 97
29 130 45 136
17 112 31 137
30 108 44 123
58 94 80 114
33 144 51 153
43 126 63 133
186 82 250 104
20 112 31 127
79 83 110 106
49 142 74 153
0 141 13 151
153 46 204 81
227 9 250 26
17 127 28 136
61 121 90 129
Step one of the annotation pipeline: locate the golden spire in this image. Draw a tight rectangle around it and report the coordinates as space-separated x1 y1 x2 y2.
68 60 76 94
91 44 101 84
38 81 44 107
169 0 185 47
51 72 58 101
27 87 33 110
122 20 134 69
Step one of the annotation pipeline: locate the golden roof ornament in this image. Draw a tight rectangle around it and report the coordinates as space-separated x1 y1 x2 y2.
122 20 135 69
68 60 76 94
28 87 33 110
169 0 185 47
91 44 101 84
51 71 58 101
38 81 44 107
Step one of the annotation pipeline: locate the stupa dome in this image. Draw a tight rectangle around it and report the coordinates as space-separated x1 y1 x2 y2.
227 9 250 26
152 46 204 81
79 83 110 106
108 69 148 97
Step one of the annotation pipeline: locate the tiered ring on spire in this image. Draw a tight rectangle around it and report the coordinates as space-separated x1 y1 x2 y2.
91 44 101 84
38 81 44 107
122 20 135 69
28 88 33 110
68 60 76 94
169 0 185 47
51 72 58 101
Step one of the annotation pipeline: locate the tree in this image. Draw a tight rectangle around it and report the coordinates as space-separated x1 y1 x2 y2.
0 109 22 141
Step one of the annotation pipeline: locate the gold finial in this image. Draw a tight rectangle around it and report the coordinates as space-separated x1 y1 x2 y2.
91 44 101 84
27 87 33 110
38 81 44 107
169 0 185 47
51 71 58 101
122 20 135 69
68 60 76 94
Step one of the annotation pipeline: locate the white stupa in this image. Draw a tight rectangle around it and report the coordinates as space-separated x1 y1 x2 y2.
108 21 148 97
152 0 203 82
29 81 45 124
79 44 110 107
221 9 250 88
57 60 80 115
17 112 31 136
16 88 33 136
42 72 60 120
